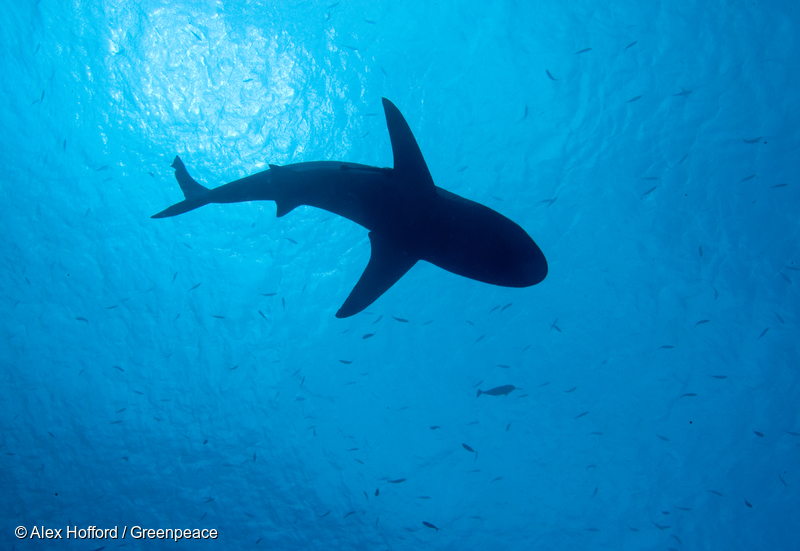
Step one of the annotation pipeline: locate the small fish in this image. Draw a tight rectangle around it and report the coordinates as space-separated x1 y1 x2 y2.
373 315 383 324
285 237 298 244
546 69 557 81
477 385 515 397
260 292 277 296
203 497 215 504
575 411 589 419
472 380 484 388
430 425 440 430
708 490 724 497
589 431 603 436
362 332 375 339
417 495 431 499
422 521 439 531
364 18 376 24
474 334 485 344
625 40 638 49
711 375 727 379
753 430 764 437
657 434 670 442
585 527 599 532
347 448 359 452
540 197 558 206
564 387 577 393
675 506 691 511
779 475 788 486
652 521 670 530
258 310 267 321
339 359 353 364
489 305 500 313
48 431 55 438
627 95 643 103
466 320 474 326
681 393 697 397
744 498 753 508
112 366 124 372
363 491 369 501
738 173 758 183
344 511 356 518
462 443 475 453
673 87 692 96
497 364 511 369
758 327 769 339
772 183 788 188
677 153 689 164
190 30 202 40
189 283 201 291
785 430 800 436
110 420 122 425
743 137 762 144
199 513 207 521
492 476 503 482
550 319 562 332
659 345 675 349
388 478 405 484
575 47 592 54
393 316 409 323
96 165 109 171
320 510 331 517
457 165 469 173
282 297 285 309
501 303 513 313
695 319 710 326
295 397 305 401
354 458 363 464
211 315 225 319
466 420 479 425
641 185 657 197
628 526 639 532
775 312 786 324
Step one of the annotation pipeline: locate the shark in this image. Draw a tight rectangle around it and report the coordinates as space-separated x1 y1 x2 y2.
152 98 547 318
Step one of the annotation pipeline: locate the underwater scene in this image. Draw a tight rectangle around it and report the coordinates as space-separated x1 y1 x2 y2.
1 1 798 549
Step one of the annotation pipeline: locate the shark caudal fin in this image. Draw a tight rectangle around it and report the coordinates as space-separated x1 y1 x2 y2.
151 156 211 218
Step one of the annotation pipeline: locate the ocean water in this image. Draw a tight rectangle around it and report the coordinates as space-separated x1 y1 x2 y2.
1 0 798 549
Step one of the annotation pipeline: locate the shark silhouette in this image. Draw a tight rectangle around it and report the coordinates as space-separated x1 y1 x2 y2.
152 98 547 317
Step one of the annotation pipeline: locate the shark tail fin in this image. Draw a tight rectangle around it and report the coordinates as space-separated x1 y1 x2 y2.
476 390 482 398
151 156 211 219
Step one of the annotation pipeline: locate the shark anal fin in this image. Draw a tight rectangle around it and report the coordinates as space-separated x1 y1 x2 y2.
336 232 417 318
381 98 436 198
269 164 301 217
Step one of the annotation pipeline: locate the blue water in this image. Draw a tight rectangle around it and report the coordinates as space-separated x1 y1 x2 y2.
2 1 798 549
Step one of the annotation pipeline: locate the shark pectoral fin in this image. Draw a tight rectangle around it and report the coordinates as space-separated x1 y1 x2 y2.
381 98 436 199
336 232 417 318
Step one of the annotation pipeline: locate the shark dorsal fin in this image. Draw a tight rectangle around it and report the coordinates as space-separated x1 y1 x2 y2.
336 232 417 318
381 98 436 198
